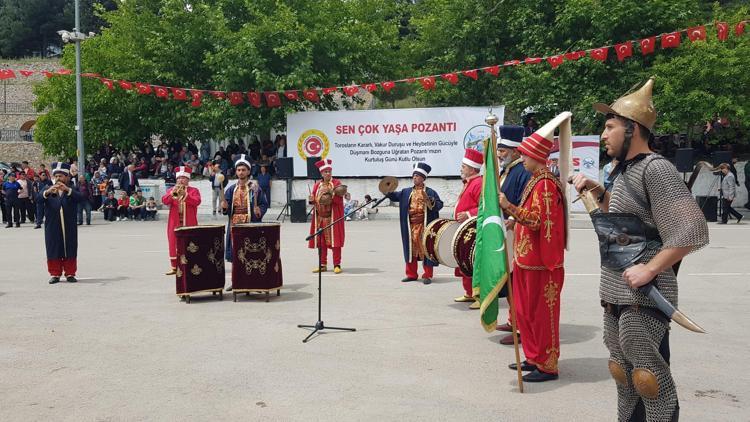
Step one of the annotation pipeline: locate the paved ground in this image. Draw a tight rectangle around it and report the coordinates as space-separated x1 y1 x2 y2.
0 212 748 421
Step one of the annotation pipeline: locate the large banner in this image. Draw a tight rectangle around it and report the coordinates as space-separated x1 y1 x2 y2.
288 106 503 177
550 135 601 212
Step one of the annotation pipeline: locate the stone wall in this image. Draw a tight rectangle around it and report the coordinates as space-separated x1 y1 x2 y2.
0 141 58 168
0 60 58 139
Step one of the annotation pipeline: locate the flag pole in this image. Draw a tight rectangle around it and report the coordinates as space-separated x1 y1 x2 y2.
485 112 524 393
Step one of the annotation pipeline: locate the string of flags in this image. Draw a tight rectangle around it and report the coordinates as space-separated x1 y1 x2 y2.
1 20 746 109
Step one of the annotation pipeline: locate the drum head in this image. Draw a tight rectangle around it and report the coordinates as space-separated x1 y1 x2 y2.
436 220 460 267
423 218 449 264
453 217 477 276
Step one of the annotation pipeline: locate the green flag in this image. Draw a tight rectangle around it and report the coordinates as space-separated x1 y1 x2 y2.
473 138 510 332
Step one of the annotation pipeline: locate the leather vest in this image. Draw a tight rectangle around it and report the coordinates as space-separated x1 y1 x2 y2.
591 212 662 271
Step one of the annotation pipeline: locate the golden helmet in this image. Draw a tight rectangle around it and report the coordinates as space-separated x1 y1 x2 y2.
593 78 656 132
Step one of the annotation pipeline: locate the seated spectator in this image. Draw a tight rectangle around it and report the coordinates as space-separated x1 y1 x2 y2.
134 157 149 178
344 193 358 221
145 197 158 220
357 195 378 221
117 192 130 221
162 163 176 185
103 192 117 221
129 190 147 220
108 157 123 178
188 154 201 175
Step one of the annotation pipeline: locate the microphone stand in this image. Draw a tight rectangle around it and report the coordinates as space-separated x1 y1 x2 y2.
298 197 376 343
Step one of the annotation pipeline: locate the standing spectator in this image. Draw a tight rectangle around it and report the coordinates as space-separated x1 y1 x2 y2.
257 164 272 205
200 141 211 163
118 164 140 196
0 170 7 224
33 172 53 229
76 175 94 225
3 173 22 227
129 190 146 220
37 163 50 180
108 157 123 178
719 163 743 224
145 197 158 220
209 162 225 215
21 161 35 179
744 161 750 210
102 192 117 221
602 159 618 191
117 192 130 221
16 172 34 224
275 135 288 159
547 158 560 179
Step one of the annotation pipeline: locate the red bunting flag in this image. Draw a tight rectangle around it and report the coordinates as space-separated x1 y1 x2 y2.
210 91 226 100
418 76 435 90
57 69 72 75
43 71 54 78
716 22 729 41
589 47 608 62
81 72 100 78
504 60 520 66
284 90 300 101
136 83 152 95
171 87 188 101
462 69 478 80
564 51 585 61
614 42 633 62
639 36 657 55
687 26 706 42
322 87 338 95
661 32 681 49
380 81 396 93
19 70 34 77
101 78 115 91
190 90 204 107
363 83 378 93
736 21 746 36
0 69 16 80
524 57 542 65
343 85 359 96
228 91 244 105
482 65 500 76
303 89 320 102
247 91 262 108
154 86 169 99
547 55 564 69
118 80 133 90
441 73 459 85
264 91 282 108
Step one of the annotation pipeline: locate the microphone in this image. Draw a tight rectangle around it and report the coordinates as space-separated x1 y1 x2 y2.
371 196 389 209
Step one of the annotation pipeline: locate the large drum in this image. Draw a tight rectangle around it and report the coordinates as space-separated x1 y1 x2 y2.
174 225 226 303
230 223 283 302
422 218 460 267
452 216 477 276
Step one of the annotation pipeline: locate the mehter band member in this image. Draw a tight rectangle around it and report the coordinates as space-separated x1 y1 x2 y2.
162 166 201 275
453 148 483 308
308 159 346 274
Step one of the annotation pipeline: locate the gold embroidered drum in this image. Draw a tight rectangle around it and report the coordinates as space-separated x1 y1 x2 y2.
422 218 460 268
230 223 283 302
452 216 477 276
174 225 226 303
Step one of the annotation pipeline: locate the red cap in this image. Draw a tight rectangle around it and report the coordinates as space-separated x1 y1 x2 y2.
314 159 332 172
461 148 484 169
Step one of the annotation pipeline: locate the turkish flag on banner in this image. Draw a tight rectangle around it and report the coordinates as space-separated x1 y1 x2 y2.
639 36 657 55
380 81 396 93
343 85 359 96
101 78 115 91
247 91 262 108
418 76 435 90
524 57 542 65
0 69 16 80
19 70 34 77
614 42 633 62
716 22 729 41
56 69 72 75
589 47 608 61
462 69 478 80
322 87 338 95
210 91 226 100
661 32 681 49
228 91 244 105
302 89 320 102
441 73 459 85
136 83 152 95
736 21 746 36
482 65 500 76
119 80 133 90
264 91 282 108
154 86 169 99
190 90 204 107
564 51 585 61
687 26 706 42
284 90 299 101
171 88 188 101
363 83 378 93
504 60 520 66
547 55 564 69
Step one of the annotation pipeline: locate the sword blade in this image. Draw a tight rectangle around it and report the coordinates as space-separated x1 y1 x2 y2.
638 283 706 333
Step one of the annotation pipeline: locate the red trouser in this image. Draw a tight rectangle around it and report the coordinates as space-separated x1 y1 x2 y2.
455 268 473 297
405 259 433 279
512 265 564 374
318 245 342 266
47 258 77 277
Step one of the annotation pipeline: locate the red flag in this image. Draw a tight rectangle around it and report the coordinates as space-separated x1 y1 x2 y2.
343 85 359 96
171 88 188 101
589 47 608 62
564 51 585 61
441 73 459 85
264 91 282 108
547 55 564 69
303 89 320 102
524 57 542 65
228 91 244 105
614 42 633 62
19 70 34 77
418 76 435 90
380 81 395 93
504 60 520 66
136 83 152 95
736 21 746 37
661 32 681 49
247 91 262 108
462 69 478 80
716 22 729 41
154 86 169 99
687 26 706 42
284 90 300 101
0 69 16 80
190 90 204 107
100 78 115 91
43 71 55 78
210 91 226 100
482 65 500 76
363 83 378 93
118 80 133 90
639 36 657 55
56 69 72 75
81 72 100 78
322 87 338 95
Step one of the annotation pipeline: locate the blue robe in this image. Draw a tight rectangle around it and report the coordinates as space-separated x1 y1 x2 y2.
500 158 531 206
386 186 443 265
224 181 269 261
38 185 83 259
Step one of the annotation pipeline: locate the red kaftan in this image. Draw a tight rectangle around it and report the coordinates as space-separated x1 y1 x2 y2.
162 186 201 268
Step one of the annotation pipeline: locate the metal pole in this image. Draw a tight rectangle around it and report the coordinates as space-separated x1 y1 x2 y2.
74 0 85 169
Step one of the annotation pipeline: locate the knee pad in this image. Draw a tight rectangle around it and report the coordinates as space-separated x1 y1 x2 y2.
608 360 628 386
632 368 659 399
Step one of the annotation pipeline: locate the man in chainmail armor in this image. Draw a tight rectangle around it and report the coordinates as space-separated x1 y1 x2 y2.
572 78 709 421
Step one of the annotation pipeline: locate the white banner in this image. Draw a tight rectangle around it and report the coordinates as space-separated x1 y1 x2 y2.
287 106 503 177
550 135 601 212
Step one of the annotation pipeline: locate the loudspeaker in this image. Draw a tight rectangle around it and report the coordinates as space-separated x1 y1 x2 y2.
674 148 694 173
307 157 321 179
696 196 717 222
712 151 732 168
290 199 307 223
275 157 293 179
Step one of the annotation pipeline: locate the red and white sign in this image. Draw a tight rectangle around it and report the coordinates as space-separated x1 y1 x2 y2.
550 135 601 212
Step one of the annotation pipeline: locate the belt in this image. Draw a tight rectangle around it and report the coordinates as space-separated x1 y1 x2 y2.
601 300 668 324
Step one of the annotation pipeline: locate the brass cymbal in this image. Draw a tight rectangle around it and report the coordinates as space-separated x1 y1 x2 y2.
378 176 398 194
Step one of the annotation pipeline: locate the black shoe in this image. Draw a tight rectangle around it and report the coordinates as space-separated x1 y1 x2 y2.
34 225 41 229
86 222 91 225
66 276 78 283
5 224 12 228
15 223 20 227
225 285 233 292
401 277 417 283
522 369 559 382
422 278 432 285
738 216 743 224
77 222 83 226
508 361 536 371
48 277 60 284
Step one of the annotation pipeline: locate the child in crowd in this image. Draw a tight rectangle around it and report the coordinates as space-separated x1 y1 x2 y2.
117 192 130 221
145 197 158 220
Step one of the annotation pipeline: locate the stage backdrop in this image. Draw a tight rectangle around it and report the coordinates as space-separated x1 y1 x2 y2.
550 135 601 213
287 106 503 177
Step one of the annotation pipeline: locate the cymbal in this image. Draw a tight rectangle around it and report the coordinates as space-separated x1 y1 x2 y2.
378 176 398 195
